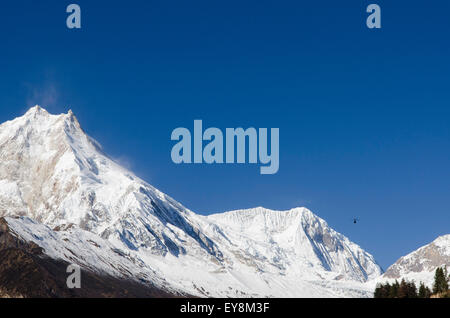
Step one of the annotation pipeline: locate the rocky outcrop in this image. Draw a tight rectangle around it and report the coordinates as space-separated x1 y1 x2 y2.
0 217 175 298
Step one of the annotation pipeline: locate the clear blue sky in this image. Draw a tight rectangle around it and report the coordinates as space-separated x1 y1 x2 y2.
0 0 449 269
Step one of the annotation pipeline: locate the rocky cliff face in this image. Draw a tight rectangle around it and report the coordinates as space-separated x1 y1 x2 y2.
379 235 450 287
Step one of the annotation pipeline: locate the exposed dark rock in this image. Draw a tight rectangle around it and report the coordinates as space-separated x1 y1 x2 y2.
0 217 177 298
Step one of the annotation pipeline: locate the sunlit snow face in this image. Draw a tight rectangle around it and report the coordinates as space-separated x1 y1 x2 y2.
0 107 382 298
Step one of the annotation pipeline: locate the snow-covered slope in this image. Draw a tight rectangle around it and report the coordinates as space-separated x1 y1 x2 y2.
373 235 450 288
1 216 172 291
0 106 383 297
0 106 221 260
206 207 381 282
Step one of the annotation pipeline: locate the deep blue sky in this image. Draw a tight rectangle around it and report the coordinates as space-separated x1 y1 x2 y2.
0 1 449 269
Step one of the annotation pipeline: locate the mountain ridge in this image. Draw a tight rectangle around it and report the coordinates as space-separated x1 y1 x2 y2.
374 234 450 288
0 106 384 297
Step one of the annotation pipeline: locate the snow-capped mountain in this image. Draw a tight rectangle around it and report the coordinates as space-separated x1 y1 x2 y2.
375 235 450 288
0 106 383 297
205 207 381 282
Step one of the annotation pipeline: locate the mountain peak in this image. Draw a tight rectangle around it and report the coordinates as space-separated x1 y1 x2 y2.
380 234 450 287
24 105 49 117
23 106 77 120
18 106 83 134
64 108 82 131
0 108 383 297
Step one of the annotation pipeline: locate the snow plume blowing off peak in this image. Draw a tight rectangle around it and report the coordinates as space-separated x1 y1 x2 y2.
0 106 383 297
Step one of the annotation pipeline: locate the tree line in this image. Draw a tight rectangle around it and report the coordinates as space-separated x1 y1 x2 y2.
374 266 449 298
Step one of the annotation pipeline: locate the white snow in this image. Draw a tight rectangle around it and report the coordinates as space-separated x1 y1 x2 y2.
0 106 387 297
369 234 450 289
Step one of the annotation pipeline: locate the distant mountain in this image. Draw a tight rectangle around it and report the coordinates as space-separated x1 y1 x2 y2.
0 106 382 297
377 235 450 288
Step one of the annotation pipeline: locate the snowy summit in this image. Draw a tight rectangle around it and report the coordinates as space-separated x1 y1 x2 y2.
0 106 384 297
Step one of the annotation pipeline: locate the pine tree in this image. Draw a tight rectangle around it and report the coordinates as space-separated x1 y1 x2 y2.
389 280 399 298
383 282 391 298
374 284 383 298
433 267 440 294
398 279 407 298
374 282 393 298
433 267 448 294
374 280 421 298
444 266 449 291
418 282 431 298
407 281 417 298
426 286 432 297
396 279 418 298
